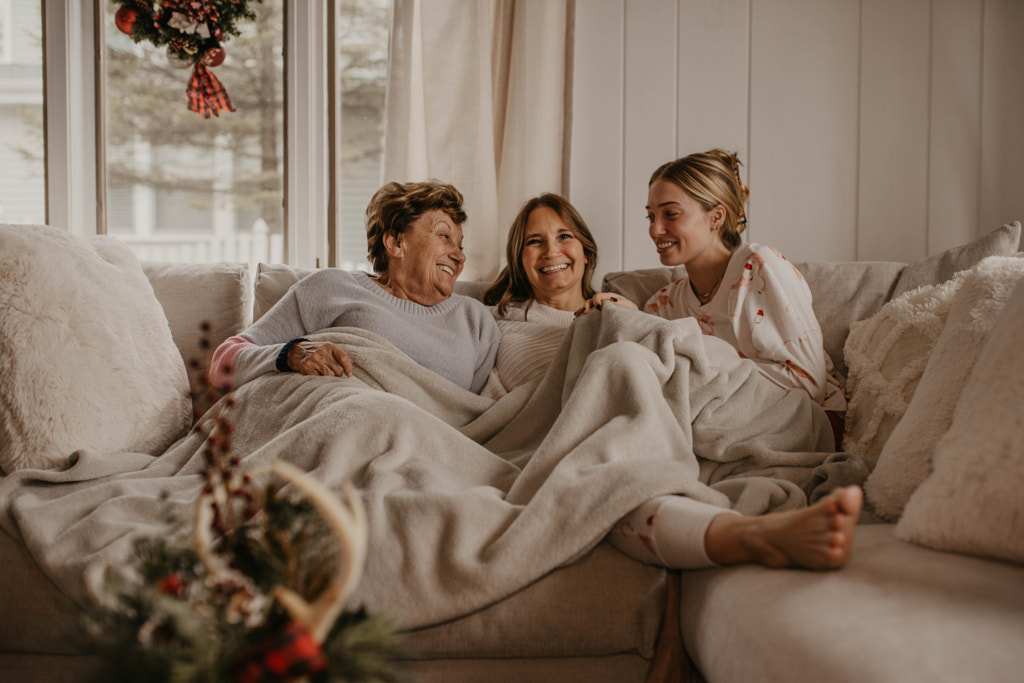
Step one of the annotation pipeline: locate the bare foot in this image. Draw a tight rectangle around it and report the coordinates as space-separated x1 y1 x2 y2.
705 485 863 570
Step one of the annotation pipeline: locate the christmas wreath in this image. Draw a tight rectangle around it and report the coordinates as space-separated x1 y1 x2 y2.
112 0 262 118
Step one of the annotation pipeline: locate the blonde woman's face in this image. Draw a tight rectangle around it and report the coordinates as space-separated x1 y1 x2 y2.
646 179 724 269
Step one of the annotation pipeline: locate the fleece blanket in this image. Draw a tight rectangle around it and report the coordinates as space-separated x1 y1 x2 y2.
0 307 860 629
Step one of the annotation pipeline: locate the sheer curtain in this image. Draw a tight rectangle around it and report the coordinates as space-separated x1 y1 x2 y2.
384 0 574 280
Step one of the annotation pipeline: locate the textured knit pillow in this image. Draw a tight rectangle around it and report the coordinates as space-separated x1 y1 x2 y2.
0 224 191 472
895 277 1024 563
865 255 1024 520
841 277 962 467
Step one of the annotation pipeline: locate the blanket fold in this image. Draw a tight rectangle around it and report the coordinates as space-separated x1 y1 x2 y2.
0 305 861 630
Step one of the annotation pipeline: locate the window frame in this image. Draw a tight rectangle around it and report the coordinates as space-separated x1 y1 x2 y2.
43 0 332 268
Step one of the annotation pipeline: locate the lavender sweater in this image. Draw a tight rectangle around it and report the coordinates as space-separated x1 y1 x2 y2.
232 270 501 393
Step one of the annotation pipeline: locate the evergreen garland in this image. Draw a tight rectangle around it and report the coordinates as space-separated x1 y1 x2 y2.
111 1 263 115
112 0 261 64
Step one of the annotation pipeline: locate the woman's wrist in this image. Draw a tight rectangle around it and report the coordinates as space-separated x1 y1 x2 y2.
276 338 310 372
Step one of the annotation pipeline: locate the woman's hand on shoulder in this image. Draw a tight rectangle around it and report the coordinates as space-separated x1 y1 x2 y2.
575 293 639 317
287 340 354 377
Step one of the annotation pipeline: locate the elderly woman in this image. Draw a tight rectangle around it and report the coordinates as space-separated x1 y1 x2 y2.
484 192 862 572
211 180 501 394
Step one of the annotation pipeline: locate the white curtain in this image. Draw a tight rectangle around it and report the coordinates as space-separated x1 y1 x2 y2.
384 0 574 280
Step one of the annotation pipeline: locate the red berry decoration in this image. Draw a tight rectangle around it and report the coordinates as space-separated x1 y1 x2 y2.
202 47 227 68
114 6 138 35
233 622 327 683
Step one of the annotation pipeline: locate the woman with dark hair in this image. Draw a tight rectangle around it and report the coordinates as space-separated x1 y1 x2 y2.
210 179 501 394
482 193 607 393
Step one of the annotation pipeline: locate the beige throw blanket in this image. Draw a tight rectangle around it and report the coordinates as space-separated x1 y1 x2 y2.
0 307 861 629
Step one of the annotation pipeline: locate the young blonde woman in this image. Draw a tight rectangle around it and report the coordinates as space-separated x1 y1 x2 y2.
485 192 862 573
634 149 846 412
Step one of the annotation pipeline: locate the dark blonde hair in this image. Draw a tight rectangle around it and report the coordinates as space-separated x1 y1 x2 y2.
365 180 468 273
483 193 597 315
649 149 750 251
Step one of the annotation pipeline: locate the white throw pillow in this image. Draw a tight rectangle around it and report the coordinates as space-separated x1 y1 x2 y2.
865 255 1024 520
841 277 962 466
0 224 191 472
895 277 1024 563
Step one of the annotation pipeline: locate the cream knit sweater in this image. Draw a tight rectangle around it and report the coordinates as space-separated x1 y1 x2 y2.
489 301 575 393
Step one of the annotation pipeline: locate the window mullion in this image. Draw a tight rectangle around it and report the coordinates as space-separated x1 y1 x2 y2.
285 0 329 268
44 0 98 236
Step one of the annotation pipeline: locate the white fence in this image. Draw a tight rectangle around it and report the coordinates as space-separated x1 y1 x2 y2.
120 220 285 269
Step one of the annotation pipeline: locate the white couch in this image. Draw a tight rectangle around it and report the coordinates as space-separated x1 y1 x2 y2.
1 220 1022 683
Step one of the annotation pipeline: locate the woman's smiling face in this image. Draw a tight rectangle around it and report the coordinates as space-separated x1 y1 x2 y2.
520 206 587 310
646 178 723 268
387 209 466 305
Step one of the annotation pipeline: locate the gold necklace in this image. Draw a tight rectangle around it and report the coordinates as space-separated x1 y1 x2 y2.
692 273 724 305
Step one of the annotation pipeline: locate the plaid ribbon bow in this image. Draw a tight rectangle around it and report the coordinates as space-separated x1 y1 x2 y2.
187 62 236 118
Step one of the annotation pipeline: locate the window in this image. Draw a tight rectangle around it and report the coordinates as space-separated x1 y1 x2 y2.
42 2 395 270
0 0 45 224
334 0 390 272
102 0 285 267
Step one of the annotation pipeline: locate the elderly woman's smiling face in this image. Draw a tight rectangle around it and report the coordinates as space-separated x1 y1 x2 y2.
382 209 466 306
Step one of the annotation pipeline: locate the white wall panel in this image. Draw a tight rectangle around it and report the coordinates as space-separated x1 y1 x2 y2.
568 0 1024 278
980 0 1024 236
858 0 931 262
623 0 679 271
677 0 749 160
749 0 860 262
928 0 982 254
569 0 626 279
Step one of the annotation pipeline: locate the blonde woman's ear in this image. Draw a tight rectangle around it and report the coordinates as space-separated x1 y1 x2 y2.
712 205 726 229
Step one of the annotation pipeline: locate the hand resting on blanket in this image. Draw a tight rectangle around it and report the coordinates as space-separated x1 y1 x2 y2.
285 339 353 377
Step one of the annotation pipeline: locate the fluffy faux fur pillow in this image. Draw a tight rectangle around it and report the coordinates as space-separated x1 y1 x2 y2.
865 255 1024 520
841 276 962 466
895 277 1024 563
0 224 191 472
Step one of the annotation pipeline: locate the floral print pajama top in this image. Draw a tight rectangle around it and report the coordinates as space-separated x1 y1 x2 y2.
644 243 846 411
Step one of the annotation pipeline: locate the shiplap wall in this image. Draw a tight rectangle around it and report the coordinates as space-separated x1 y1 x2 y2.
569 0 1024 281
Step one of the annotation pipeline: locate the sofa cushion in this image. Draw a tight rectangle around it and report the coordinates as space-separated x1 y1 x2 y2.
890 220 1021 299
678 524 1024 683
789 261 904 379
143 261 252 407
253 263 317 321
866 256 1024 521
404 543 665 659
0 225 190 473
841 276 962 467
896 277 1024 563
0 529 665 666
0 528 86 656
